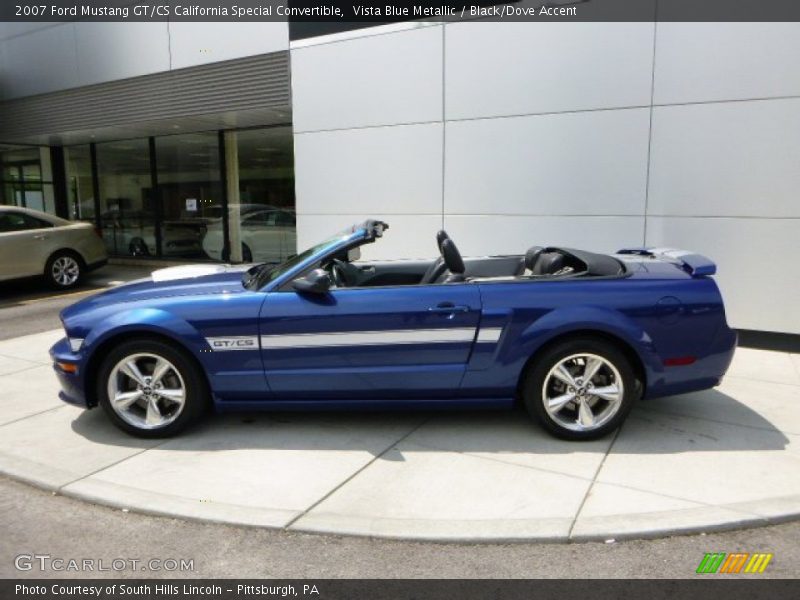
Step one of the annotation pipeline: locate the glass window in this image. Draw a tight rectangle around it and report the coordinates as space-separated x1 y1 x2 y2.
226 127 296 264
96 138 155 257
64 145 95 221
0 146 54 215
155 133 221 260
0 211 52 232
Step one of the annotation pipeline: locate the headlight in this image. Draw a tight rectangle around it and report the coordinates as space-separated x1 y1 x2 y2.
68 338 84 353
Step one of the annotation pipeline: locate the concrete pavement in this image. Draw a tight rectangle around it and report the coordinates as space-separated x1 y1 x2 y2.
0 329 798 542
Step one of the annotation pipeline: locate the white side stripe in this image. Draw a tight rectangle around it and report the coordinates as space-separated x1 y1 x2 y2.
476 327 503 343
260 328 477 349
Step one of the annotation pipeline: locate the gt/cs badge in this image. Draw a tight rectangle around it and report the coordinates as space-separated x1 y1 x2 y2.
206 337 259 351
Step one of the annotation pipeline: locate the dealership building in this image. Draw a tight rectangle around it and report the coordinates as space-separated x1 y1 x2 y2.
0 17 798 336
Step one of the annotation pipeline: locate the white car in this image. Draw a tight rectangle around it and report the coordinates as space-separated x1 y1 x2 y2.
0 206 107 288
202 208 296 263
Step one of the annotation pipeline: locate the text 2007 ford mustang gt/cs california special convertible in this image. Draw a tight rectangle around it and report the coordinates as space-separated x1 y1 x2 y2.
51 220 736 440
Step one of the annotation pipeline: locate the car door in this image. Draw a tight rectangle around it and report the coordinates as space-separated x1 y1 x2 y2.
0 211 51 279
259 282 482 399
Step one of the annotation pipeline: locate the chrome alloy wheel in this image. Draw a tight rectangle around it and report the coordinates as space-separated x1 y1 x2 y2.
107 353 186 430
52 256 80 286
541 353 624 433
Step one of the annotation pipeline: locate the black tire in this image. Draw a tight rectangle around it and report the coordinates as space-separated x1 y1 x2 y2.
44 250 83 289
97 338 208 438
129 237 150 256
521 337 638 441
222 243 252 263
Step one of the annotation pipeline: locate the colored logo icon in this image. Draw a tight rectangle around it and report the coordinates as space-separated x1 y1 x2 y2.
696 552 773 574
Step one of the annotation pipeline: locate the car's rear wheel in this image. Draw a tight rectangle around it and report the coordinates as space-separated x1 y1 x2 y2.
522 338 638 440
97 339 208 438
45 251 83 289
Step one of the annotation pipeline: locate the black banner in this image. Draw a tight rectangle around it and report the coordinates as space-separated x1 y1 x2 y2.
3 579 800 600
4 0 800 23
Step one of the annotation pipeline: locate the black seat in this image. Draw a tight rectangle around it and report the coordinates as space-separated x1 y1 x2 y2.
420 230 451 284
517 246 544 275
532 251 566 275
440 238 466 283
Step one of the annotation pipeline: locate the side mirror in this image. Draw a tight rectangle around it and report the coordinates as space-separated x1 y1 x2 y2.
292 269 332 294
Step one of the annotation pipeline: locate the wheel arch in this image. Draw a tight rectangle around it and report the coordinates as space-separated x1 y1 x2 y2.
45 247 87 269
82 328 211 409
516 328 647 399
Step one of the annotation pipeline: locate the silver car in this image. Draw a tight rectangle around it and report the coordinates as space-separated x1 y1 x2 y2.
0 206 108 289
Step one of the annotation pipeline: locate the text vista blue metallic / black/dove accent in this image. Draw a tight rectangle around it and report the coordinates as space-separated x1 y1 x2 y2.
51 220 736 440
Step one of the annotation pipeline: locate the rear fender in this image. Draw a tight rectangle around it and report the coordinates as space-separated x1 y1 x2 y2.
516 305 664 382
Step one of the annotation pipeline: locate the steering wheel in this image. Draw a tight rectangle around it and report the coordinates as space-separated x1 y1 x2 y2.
331 258 360 287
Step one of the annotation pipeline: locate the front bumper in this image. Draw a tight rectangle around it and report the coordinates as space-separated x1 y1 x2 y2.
50 337 90 408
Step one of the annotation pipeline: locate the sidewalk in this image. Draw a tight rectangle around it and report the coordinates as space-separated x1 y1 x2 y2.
0 330 798 542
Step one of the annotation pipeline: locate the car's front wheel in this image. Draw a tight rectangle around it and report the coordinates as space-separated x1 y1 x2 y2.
522 338 638 440
45 251 83 289
97 339 208 438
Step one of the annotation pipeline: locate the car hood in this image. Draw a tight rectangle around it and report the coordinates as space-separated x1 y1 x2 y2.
62 264 251 318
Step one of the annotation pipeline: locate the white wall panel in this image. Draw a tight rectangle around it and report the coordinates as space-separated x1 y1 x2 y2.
74 22 170 86
291 27 443 132
297 214 443 261
654 23 800 105
648 99 800 218
169 22 288 69
443 215 644 257
445 22 654 120
0 24 78 99
295 123 442 216
445 108 650 216
646 217 800 334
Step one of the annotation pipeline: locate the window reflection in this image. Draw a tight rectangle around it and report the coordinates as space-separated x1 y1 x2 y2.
96 138 155 257
222 127 296 264
156 133 221 260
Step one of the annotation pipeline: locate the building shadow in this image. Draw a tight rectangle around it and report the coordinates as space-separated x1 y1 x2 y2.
70 387 790 458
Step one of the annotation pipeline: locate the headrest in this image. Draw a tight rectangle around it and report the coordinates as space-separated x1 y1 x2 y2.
524 246 544 271
436 230 450 252
533 252 565 275
440 238 465 274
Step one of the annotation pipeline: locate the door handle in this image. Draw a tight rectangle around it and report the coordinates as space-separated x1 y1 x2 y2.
428 303 470 314
33 234 47 240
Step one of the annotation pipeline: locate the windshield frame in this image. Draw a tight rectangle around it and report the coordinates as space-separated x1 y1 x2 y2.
248 225 366 292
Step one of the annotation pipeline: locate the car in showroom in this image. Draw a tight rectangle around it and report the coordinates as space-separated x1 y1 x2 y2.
51 219 736 440
99 210 205 258
0 206 107 289
202 206 296 263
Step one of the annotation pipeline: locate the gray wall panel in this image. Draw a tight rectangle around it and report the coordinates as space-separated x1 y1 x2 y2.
648 99 800 218
74 22 170 87
169 22 289 69
654 23 800 104
445 22 654 120
295 123 443 216
445 109 650 217
0 24 78 100
291 26 443 132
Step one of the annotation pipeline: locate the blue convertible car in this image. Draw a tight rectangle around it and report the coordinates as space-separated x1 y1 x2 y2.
51 220 736 440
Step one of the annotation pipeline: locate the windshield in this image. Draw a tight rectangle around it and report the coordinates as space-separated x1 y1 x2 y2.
244 228 356 290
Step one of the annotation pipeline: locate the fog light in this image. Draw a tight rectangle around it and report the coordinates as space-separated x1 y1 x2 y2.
68 338 84 352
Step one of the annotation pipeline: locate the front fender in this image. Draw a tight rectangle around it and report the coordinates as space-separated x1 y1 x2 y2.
82 307 208 356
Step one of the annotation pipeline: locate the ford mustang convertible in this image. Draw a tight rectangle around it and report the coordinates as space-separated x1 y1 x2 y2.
51 220 736 440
